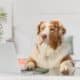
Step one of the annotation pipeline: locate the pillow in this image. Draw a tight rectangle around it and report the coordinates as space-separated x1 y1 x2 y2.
64 36 73 54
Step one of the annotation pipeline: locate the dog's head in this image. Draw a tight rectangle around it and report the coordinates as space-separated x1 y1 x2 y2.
37 20 66 47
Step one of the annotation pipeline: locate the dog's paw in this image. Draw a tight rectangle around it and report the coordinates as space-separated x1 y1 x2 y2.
25 61 36 71
60 64 69 75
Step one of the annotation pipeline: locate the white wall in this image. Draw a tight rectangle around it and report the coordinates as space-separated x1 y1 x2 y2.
14 0 80 59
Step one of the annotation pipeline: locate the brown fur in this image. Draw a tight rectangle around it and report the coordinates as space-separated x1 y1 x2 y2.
37 21 44 34
60 55 74 66
49 20 66 49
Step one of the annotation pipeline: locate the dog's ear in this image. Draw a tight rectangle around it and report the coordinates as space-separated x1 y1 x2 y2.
37 21 44 35
59 25 66 35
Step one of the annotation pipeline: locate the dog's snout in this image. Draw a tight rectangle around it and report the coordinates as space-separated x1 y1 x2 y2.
42 34 47 39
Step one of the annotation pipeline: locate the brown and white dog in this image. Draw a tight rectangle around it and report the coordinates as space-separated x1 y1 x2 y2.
25 20 74 75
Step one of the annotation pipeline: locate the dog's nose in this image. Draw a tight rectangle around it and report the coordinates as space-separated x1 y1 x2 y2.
42 34 47 39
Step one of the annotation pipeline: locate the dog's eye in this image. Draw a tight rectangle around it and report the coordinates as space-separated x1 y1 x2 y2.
50 28 54 32
40 26 45 31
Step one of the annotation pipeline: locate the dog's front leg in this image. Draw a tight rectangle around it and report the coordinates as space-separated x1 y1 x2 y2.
24 41 40 71
25 58 37 71
59 60 74 75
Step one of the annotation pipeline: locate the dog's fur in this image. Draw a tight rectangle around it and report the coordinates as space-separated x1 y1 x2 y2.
25 20 74 75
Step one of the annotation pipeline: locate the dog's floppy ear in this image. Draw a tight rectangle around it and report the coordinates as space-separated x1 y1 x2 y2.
37 21 44 34
59 24 66 35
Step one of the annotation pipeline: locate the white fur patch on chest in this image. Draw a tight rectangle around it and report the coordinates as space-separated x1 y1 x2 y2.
36 42 70 69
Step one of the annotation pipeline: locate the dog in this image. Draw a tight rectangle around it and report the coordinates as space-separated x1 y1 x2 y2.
25 20 74 75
